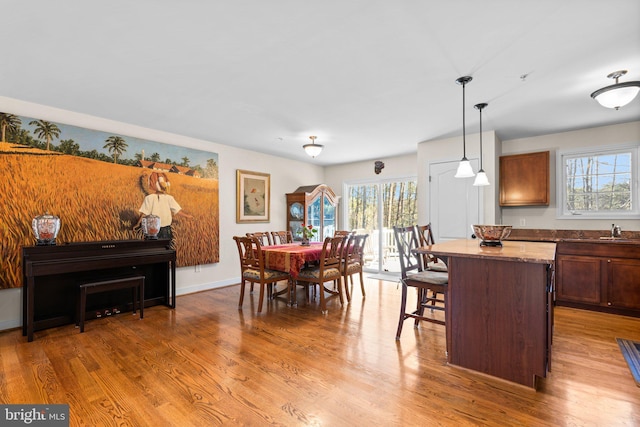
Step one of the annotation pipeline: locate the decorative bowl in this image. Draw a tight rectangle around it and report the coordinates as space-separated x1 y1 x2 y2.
472 225 512 246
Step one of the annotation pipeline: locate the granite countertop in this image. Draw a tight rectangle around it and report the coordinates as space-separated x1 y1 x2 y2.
415 239 556 264
504 228 640 243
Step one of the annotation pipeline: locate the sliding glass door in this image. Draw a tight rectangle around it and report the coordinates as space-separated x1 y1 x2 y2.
344 177 417 275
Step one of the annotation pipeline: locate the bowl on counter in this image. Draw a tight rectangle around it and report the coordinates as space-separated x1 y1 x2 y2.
472 225 513 247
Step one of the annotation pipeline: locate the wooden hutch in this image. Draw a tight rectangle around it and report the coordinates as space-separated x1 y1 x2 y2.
286 184 338 242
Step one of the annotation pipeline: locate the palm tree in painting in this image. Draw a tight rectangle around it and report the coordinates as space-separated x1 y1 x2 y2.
181 156 190 167
0 113 22 142
29 119 61 151
103 135 128 164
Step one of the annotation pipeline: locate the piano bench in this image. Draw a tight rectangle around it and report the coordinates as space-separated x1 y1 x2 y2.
78 276 145 333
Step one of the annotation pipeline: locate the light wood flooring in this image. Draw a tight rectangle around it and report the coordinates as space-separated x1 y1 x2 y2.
1 278 639 426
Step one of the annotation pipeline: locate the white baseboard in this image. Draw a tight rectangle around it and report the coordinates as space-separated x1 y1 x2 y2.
177 278 239 296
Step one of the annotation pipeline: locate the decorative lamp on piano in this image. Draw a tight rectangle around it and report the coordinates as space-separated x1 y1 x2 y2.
32 213 61 246
140 214 161 240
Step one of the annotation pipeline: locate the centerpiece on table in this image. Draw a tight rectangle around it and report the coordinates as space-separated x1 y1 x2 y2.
298 224 318 246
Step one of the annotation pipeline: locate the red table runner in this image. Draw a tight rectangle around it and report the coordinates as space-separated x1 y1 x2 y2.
263 242 323 278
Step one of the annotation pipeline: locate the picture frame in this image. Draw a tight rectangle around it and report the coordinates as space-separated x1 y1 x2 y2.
236 169 270 223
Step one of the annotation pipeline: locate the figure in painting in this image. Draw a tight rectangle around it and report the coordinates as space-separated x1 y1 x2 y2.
134 172 192 243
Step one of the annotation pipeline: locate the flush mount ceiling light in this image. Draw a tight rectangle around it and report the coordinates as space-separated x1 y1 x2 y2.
454 76 475 178
303 135 323 158
590 70 640 110
473 103 490 187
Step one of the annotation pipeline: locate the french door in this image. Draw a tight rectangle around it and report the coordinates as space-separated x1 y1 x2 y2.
344 177 418 275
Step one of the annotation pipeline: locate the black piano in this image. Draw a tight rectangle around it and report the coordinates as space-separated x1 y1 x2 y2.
22 239 176 342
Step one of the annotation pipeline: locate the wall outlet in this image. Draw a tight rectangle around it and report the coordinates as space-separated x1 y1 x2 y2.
519 218 526 226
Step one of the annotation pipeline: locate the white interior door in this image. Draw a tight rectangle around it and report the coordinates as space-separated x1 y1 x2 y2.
429 160 481 242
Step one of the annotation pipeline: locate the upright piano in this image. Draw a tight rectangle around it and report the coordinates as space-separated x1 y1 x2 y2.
22 239 176 342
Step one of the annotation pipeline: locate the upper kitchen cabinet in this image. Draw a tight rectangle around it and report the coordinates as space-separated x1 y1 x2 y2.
500 151 550 206
286 184 337 242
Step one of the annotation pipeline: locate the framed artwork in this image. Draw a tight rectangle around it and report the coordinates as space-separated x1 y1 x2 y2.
236 169 270 223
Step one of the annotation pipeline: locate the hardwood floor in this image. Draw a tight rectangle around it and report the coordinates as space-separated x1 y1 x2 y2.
1 278 639 426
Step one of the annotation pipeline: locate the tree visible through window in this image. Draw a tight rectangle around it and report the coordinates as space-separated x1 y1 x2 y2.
559 144 638 218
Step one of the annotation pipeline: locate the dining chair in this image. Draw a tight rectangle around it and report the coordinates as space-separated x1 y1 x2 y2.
271 231 293 244
334 230 354 237
296 235 348 314
392 225 448 340
416 223 448 272
233 235 290 313
246 232 273 247
342 233 368 301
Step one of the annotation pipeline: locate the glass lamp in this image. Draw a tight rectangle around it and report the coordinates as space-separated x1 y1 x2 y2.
591 70 640 110
454 76 475 178
473 102 490 186
303 136 323 158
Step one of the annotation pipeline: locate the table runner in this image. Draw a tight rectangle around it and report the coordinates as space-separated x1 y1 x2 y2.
263 242 323 278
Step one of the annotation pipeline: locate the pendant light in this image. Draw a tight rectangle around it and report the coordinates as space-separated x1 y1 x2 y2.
303 135 323 158
473 103 490 186
590 70 640 110
454 76 475 178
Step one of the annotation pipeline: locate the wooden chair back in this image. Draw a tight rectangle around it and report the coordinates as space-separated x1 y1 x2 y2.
393 225 422 279
247 232 272 246
416 223 438 264
320 235 347 269
416 223 447 271
235 235 261 272
342 233 369 300
271 231 293 244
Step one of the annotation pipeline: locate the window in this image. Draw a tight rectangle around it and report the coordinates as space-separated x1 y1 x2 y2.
557 143 639 219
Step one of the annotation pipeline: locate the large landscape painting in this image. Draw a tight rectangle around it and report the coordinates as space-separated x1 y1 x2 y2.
0 112 219 289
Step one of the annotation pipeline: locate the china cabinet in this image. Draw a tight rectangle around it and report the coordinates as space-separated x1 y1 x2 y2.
286 184 337 242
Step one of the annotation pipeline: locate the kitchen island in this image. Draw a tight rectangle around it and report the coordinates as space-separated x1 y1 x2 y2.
415 239 556 389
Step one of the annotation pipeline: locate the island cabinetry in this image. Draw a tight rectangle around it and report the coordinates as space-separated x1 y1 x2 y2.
556 241 640 316
416 239 556 389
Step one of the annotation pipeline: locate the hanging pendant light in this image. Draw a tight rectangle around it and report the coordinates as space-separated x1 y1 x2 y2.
454 76 475 178
473 103 490 186
590 70 640 110
303 135 323 158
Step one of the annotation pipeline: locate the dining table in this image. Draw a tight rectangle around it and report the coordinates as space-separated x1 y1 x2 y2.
263 241 324 278
262 242 325 306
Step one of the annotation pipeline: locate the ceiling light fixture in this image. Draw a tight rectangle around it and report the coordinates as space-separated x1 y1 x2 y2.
473 103 490 187
590 70 640 110
454 76 475 178
303 135 323 158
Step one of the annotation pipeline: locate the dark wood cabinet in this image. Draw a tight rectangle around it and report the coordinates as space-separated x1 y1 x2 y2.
556 255 602 304
286 184 337 242
556 241 640 316
499 151 549 206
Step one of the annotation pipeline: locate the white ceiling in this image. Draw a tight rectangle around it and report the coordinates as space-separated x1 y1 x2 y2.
2 0 639 166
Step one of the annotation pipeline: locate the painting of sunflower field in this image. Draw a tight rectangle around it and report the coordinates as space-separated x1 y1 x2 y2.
0 112 219 289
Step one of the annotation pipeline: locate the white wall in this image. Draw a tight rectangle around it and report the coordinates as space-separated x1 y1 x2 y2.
416 130 500 226
500 121 640 230
0 97 324 331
